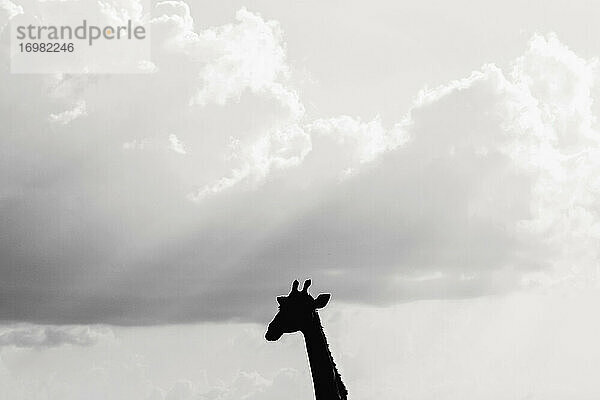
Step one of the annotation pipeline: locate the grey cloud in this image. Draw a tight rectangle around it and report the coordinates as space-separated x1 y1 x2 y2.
0 325 110 348
0 1 598 325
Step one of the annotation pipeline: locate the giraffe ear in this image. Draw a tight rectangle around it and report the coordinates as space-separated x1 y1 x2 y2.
314 293 330 309
277 296 287 305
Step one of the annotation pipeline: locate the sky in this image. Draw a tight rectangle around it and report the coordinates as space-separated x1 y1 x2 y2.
1 0 600 399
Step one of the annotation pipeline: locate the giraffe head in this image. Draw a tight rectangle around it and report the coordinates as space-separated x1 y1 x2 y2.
265 279 331 341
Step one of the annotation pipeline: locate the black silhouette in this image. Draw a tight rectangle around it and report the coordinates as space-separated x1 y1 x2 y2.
266 279 348 400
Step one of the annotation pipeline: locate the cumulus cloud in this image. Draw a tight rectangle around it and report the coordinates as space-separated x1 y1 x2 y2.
189 8 294 108
0 0 599 324
189 124 311 200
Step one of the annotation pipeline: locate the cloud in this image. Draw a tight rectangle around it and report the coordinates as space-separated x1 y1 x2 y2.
156 369 311 400
0 0 599 325
168 134 187 154
189 124 311 200
49 100 88 125
0 0 22 23
0 325 111 348
189 8 294 108
2 291 600 400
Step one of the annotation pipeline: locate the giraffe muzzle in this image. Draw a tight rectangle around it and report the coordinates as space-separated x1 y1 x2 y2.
265 325 283 341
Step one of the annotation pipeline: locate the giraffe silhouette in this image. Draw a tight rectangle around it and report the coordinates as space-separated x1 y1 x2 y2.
266 279 348 400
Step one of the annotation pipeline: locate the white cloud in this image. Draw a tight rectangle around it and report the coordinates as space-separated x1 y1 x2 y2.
0 0 22 23
49 100 87 125
168 134 187 154
308 116 405 163
189 8 293 107
189 124 311 200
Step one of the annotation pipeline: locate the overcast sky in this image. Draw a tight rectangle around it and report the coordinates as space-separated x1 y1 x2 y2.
2 0 600 399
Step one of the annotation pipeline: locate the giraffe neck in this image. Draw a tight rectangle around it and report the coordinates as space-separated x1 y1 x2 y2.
302 313 347 400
